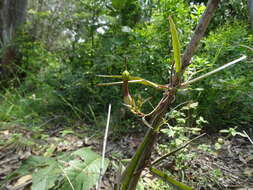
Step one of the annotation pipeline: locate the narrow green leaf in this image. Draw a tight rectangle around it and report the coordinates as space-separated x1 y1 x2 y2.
240 45 253 51
97 81 124 86
129 76 163 89
97 74 122 78
150 167 194 190
168 16 182 73
98 75 169 90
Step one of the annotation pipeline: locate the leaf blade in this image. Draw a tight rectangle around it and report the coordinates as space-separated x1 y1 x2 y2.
62 148 109 190
97 75 122 78
169 16 182 73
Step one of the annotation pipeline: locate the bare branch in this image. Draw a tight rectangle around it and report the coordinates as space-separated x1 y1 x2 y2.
243 130 253 144
182 55 247 86
151 133 206 166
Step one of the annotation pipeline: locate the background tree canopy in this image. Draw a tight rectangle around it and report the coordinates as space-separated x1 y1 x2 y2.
1 0 250 129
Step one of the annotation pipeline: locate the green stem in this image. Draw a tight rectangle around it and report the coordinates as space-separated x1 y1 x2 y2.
118 1 221 188
119 90 176 190
120 128 157 190
150 167 194 190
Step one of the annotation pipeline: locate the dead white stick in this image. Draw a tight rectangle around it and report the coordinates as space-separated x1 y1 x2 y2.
182 55 247 86
96 104 112 190
243 130 253 145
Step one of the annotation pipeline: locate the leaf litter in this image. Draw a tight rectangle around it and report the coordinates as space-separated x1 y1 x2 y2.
0 125 253 190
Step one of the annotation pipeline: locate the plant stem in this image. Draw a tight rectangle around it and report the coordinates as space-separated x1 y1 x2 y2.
119 90 177 190
118 0 221 189
151 133 206 166
181 55 247 86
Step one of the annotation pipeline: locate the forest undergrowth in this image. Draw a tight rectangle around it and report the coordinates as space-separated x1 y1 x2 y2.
0 0 253 190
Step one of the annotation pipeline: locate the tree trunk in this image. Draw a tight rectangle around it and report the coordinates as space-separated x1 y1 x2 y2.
0 0 27 79
249 0 253 30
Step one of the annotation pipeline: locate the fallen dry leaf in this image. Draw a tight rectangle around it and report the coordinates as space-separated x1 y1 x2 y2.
13 174 32 188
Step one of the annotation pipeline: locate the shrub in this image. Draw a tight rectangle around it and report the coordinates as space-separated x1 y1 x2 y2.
185 21 253 129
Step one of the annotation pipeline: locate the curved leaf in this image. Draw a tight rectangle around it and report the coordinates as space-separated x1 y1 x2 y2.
97 74 122 78
169 16 182 73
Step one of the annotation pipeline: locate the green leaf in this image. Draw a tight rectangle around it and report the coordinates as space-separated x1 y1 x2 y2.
16 156 58 175
235 132 247 137
190 128 202 132
15 156 61 190
136 182 145 190
98 74 168 90
168 16 182 73
14 148 109 190
112 0 127 10
214 142 222 150
240 45 253 51
32 162 61 190
181 102 199 110
97 74 122 78
62 148 109 190
150 167 194 190
129 76 164 89
219 129 229 133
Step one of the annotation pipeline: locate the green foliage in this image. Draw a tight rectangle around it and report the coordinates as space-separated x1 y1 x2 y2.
32 159 60 190
186 21 253 128
111 0 142 27
211 0 248 28
61 148 109 190
112 0 127 10
220 127 247 138
157 103 207 187
1 0 252 189
168 16 182 74
150 167 194 190
161 102 206 149
14 148 109 190
1 0 250 132
2 0 209 130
